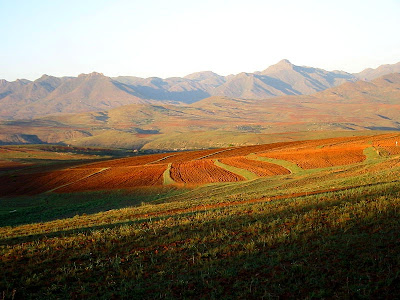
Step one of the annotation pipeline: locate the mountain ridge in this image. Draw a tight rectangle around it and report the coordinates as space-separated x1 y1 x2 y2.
0 60 399 120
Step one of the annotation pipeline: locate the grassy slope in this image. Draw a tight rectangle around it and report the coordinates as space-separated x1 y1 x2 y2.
163 163 176 185
1 135 400 299
139 130 385 151
214 159 259 180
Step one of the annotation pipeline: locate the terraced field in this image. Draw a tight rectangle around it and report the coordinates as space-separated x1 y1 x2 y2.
55 164 168 192
170 159 245 184
159 149 227 163
74 152 173 168
260 146 367 169
0 168 101 196
2 133 400 197
373 134 400 155
205 141 301 159
219 156 290 176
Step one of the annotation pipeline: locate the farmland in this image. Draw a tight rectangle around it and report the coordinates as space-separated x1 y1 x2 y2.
170 160 245 184
373 135 400 155
0 168 101 196
1 132 400 299
55 164 168 193
259 146 367 169
219 156 290 177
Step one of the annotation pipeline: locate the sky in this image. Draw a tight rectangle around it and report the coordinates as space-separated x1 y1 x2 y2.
1 0 400 81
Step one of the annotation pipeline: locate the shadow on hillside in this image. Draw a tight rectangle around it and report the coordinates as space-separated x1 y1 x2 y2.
3 182 399 246
113 80 211 103
3 194 400 299
257 75 300 95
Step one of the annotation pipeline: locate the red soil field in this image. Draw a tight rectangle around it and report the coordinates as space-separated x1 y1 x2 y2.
260 146 366 169
159 149 229 164
170 160 245 184
56 164 167 193
205 141 303 159
373 135 400 155
0 160 32 172
75 153 173 168
252 136 378 156
0 168 100 196
2 134 396 197
220 157 290 176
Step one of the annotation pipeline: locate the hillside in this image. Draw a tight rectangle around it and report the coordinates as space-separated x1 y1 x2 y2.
213 59 355 98
1 73 399 149
356 61 400 80
1 60 399 120
0 73 148 120
112 60 358 101
1 133 400 298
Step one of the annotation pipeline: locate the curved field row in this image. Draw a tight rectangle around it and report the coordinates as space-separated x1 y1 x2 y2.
251 135 378 155
301 136 372 149
75 153 174 169
205 141 302 159
260 146 366 169
170 160 245 184
56 164 168 193
72 135 392 170
205 136 374 159
0 169 101 196
2 134 396 197
220 156 290 177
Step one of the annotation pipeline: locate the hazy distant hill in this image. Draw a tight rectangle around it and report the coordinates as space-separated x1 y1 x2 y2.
213 59 356 98
2 73 400 149
113 60 358 100
355 62 400 81
0 60 399 120
0 73 146 120
315 72 400 104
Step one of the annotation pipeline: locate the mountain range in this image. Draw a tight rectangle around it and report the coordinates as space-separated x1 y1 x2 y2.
1 72 400 150
1 60 400 120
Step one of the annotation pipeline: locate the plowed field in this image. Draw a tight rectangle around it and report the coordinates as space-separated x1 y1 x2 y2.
75 153 173 168
56 164 167 193
205 141 302 159
160 149 228 164
220 157 290 176
260 147 366 169
170 160 245 184
373 135 400 155
0 169 100 196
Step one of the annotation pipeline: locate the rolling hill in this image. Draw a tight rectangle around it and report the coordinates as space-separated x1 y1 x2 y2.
356 61 400 80
0 72 146 120
1 73 400 149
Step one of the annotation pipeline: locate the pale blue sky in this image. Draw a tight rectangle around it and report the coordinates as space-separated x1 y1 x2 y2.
1 0 400 81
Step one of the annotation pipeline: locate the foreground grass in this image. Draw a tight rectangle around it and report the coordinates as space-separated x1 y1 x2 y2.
1 181 400 299
214 159 258 180
0 187 187 227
